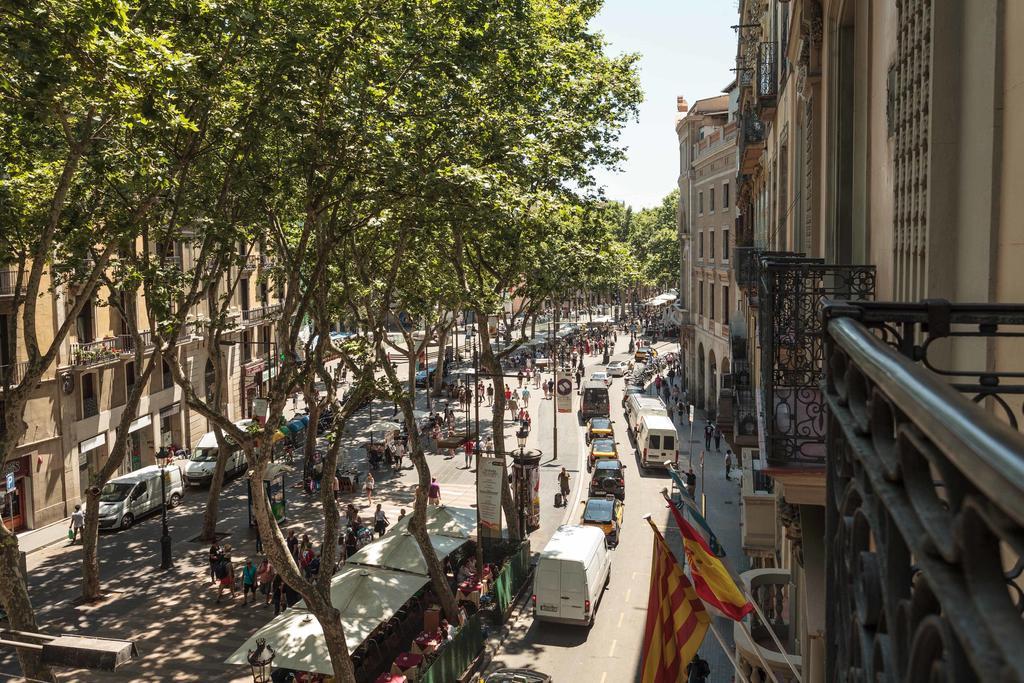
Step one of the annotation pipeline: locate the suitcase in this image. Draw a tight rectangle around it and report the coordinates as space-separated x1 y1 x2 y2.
554 492 563 507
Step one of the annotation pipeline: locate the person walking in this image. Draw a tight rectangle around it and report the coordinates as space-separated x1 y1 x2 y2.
208 542 222 584
557 468 571 507
713 424 722 451
686 654 710 683
520 385 531 405
286 530 299 563
364 471 375 505
725 449 733 480
215 550 236 604
428 477 441 505
373 504 390 538
68 504 85 544
704 424 713 450
464 438 474 469
256 558 274 606
241 559 258 605
486 384 494 405
685 467 697 500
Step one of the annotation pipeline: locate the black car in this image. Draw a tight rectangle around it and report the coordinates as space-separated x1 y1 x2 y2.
589 458 626 500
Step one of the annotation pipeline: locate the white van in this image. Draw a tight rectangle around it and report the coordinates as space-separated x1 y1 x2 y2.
184 419 252 486
532 525 612 626
625 394 667 436
97 465 184 530
636 414 679 469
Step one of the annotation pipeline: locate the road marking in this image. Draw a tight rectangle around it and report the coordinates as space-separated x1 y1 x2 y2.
609 640 617 657
617 612 624 628
624 588 631 603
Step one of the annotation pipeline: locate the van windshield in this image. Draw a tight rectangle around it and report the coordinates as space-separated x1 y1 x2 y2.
190 448 217 462
99 482 134 503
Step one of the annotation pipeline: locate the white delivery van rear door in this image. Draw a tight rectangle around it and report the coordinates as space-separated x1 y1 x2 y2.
534 559 563 619
559 561 588 623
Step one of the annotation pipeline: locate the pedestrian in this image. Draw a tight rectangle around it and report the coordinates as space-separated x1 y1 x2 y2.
677 398 686 424
464 438 474 469
504 384 512 402
365 471 375 505
68 504 85 544
687 654 710 683
374 504 389 538
486 384 494 405
286 530 299 562
428 477 441 505
685 467 697 500
215 550 236 603
208 542 222 584
704 424 713 450
517 370 524 387
398 508 407 522
714 424 722 451
257 558 274 606
241 559 258 605
520 385 531 405
271 574 285 615
557 468 570 506
533 368 541 388
725 449 733 479
332 471 341 501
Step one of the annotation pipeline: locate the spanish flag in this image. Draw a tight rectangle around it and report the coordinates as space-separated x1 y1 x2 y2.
641 518 710 683
670 504 753 620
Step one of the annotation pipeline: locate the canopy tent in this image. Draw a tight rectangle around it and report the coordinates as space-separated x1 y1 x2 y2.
226 566 429 675
389 505 477 539
346 530 467 575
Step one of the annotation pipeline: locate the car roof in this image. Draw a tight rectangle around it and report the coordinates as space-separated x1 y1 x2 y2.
594 459 621 470
590 417 611 425
591 437 615 446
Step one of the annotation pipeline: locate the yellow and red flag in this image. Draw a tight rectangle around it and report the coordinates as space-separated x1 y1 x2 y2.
641 518 710 683
669 503 753 620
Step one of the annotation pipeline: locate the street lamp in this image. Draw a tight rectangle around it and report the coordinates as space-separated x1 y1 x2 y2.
247 638 275 683
516 429 527 454
159 465 173 570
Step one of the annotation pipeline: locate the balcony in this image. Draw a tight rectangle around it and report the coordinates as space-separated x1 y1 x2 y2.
757 257 875 467
0 270 26 299
757 41 778 118
0 360 29 389
241 255 260 273
821 301 1024 681
241 303 282 326
739 112 767 175
734 569 801 683
71 338 123 369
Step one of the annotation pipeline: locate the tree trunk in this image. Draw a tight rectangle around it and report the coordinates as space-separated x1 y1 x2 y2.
198 428 230 542
432 325 448 398
81 489 102 600
0 524 56 682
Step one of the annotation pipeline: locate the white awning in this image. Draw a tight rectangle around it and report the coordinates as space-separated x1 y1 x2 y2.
127 415 152 434
79 434 106 453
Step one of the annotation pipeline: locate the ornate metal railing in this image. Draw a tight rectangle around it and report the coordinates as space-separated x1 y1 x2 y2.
758 41 779 99
0 361 29 388
732 358 758 443
758 258 875 465
71 338 123 368
822 303 1024 682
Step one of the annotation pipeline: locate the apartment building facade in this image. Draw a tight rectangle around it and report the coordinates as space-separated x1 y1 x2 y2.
1 242 284 532
676 93 739 420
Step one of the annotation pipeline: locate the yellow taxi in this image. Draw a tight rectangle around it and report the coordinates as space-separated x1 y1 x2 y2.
634 345 657 362
580 494 623 547
587 437 618 472
585 417 614 445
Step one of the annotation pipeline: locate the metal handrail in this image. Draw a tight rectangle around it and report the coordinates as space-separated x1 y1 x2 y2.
826 315 1024 526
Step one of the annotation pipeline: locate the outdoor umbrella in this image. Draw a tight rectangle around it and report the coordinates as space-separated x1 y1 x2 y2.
366 420 402 434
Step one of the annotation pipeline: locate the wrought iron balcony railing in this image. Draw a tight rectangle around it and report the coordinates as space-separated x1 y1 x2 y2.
821 300 1024 682
758 41 778 100
71 338 123 368
732 358 758 443
241 303 282 326
757 257 875 465
0 360 29 388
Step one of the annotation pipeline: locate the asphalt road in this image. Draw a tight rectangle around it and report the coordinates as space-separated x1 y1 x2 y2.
484 337 686 683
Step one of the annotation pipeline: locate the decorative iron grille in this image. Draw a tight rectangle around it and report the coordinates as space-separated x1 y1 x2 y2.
758 41 778 99
758 258 875 465
822 308 1024 682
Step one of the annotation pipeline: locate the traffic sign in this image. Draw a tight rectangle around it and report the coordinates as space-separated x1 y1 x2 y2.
5 471 14 492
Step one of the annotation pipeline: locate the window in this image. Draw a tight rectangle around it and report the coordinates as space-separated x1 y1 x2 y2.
76 301 94 343
709 188 716 212
648 434 661 449
710 231 716 260
125 361 136 397
162 359 173 390
698 232 704 259
710 283 716 320
699 282 705 316
663 434 675 450
698 192 704 214
723 286 731 325
239 279 250 311
82 373 98 418
723 182 730 209
242 330 252 362
723 229 730 260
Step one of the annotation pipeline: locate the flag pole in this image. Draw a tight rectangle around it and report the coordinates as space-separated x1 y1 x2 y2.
731 617 782 683
743 587 803 682
706 618 751 683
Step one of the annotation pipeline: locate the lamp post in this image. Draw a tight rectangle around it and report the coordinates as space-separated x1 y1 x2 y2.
159 465 173 570
247 638 275 683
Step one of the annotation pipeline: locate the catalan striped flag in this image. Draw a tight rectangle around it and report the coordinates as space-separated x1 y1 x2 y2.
641 518 710 683
669 503 754 621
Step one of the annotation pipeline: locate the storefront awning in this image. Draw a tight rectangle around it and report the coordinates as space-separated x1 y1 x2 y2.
127 415 152 434
79 434 106 454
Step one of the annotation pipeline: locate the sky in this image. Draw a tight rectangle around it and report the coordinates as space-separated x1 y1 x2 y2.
590 0 740 210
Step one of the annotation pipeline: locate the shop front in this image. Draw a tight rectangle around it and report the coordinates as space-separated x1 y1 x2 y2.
158 402 182 457
126 414 152 471
78 433 108 495
241 360 265 419
1 454 31 532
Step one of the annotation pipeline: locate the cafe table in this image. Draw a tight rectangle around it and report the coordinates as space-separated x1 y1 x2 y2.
390 652 423 680
375 674 407 683
411 631 441 655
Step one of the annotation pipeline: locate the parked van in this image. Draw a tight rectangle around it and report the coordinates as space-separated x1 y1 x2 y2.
532 524 612 626
636 414 679 469
579 380 610 420
97 465 184 530
624 394 667 435
184 419 253 487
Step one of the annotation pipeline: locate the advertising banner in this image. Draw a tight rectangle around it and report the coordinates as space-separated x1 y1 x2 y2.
477 456 505 539
526 461 541 531
555 371 573 414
